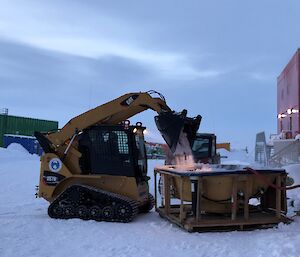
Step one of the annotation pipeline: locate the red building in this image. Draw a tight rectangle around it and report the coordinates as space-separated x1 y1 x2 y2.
277 49 300 137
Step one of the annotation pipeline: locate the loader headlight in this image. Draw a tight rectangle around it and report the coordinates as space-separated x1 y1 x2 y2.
278 113 287 119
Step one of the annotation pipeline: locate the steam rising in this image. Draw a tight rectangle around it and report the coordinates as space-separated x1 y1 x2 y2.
165 130 212 172
172 130 195 169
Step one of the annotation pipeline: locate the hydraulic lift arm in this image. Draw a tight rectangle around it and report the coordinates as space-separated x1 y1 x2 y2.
47 92 170 146
40 91 201 155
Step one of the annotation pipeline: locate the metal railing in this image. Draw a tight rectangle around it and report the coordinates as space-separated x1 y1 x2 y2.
0 108 8 115
268 139 300 167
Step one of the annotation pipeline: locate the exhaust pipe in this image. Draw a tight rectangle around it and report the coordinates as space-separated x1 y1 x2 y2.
154 110 202 153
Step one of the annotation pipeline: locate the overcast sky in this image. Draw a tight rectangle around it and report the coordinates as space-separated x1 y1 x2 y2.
1 0 300 150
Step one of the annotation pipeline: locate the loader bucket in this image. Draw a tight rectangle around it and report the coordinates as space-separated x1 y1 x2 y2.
155 110 202 153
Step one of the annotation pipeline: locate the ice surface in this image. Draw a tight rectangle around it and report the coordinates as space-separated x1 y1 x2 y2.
1 147 300 257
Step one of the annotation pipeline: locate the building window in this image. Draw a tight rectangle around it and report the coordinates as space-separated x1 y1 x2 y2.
281 89 284 100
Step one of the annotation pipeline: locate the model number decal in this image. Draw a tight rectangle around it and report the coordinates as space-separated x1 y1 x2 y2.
43 171 65 186
45 176 58 182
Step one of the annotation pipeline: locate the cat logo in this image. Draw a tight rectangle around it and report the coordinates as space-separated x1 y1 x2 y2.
121 94 139 106
49 158 62 172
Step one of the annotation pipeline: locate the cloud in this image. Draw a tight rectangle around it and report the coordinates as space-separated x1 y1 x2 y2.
1 35 223 81
0 39 157 122
247 72 276 82
0 1 226 81
0 36 279 149
1 0 300 148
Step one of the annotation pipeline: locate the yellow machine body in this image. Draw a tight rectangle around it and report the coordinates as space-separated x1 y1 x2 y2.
169 172 283 213
35 91 201 222
38 153 143 204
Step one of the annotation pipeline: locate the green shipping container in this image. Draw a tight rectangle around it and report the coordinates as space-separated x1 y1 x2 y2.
0 114 58 147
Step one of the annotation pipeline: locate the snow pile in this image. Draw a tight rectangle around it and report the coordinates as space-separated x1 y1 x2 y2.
284 164 300 212
0 143 39 160
1 147 300 257
285 164 300 185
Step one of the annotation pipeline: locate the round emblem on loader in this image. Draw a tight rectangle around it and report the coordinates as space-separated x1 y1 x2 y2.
49 158 62 172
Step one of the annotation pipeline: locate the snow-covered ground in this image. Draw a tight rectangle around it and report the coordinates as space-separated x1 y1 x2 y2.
1 145 300 257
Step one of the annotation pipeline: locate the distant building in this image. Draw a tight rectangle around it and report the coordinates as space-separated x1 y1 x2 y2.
145 141 166 159
256 49 300 167
0 110 58 154
277 49 300 138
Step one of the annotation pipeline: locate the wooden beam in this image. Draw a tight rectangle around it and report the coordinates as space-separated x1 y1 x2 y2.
164 174 170 215
231 176 238 220
244 177 251 220
196 178 203 220
154 170 157 211
276 175 281 219
179 177 184 223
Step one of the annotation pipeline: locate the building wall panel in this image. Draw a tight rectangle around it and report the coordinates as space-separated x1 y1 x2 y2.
277 49 300 136
0 114 58 147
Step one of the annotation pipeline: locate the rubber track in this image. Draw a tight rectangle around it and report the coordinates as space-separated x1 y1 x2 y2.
139 193 155 213
48 185 139 223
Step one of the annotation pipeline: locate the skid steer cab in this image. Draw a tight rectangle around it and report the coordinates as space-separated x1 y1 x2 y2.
192 133 220 164
78 124 148 181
